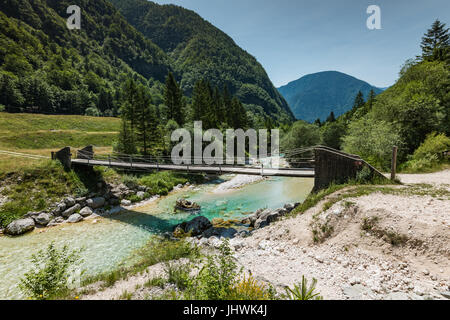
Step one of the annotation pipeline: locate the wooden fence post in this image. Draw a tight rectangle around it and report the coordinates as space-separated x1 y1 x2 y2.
391 146 398 181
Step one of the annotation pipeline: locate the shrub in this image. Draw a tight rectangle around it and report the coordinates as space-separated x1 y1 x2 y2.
185 239 239 300
283 276 323 300
402 132 450 172
228 273 276 300
165 262 191 290
0 104 5 112
19 242 83 300
412 132 450 160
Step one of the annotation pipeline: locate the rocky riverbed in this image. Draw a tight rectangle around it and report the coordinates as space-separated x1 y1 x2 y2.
0 180 190 236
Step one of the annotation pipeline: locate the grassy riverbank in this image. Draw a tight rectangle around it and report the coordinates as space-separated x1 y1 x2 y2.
0 112 120 174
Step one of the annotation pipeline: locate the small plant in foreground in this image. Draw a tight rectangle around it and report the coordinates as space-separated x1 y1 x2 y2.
185 239 239 300
283 276 323 300
19 242 83 300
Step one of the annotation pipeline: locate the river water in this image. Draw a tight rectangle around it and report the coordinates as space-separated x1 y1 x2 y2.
0 176 313 299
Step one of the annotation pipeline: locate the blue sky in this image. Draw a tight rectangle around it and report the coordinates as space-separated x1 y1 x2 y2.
151 0 450 88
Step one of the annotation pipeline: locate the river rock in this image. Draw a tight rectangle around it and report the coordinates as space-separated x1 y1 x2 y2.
47 217 64 227
121 199 132 206
175 199 201 211
55 202 67 214
79 206 93 217
65 197 76 207
62 204 81 218
34 213 52 226
136 191 146 199
184 216 212 236
87 197 105 209
67 213 83 223
5 218 35 235
202 227 237 239
75 197 87 206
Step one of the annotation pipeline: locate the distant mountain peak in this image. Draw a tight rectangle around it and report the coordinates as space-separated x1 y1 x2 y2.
278 71 383 122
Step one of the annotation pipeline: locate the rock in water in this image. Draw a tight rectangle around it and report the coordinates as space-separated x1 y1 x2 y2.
175 199 201 211
184 216 212 236
67 214 83 223
5 218 35 235
87 197 105 209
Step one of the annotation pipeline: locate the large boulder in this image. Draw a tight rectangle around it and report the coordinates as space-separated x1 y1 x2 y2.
79 206 93 217
183 216 212 236
62 204 81 218
202 227 237 239
5 218 35 235
34 213 52 226
86 197 105 209
67 213 83 223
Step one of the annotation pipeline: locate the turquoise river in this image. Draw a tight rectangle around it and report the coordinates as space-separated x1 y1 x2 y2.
0 176 313 299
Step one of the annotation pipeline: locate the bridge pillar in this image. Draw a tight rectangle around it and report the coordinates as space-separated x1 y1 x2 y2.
52 147 72 170
313 147 364 192
77 145 94 160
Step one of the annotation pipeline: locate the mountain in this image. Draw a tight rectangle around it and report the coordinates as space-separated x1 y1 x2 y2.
108 0 294 124
277 71 383 122
0 0 172 115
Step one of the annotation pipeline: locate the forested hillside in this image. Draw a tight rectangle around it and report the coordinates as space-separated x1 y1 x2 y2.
278 71 383 122
108 0 294 124
0 0 171 116
0 0 293 125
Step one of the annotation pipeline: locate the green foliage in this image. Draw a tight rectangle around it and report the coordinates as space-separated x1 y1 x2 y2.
283 276 323 300
109 0 294 124
320 121 346 150
138 171 188 195
19 242 83 300
0 161 99 227
411 132 450 160
420 19 450 62
402 132 450 172
281 121 321 151
184 239 239 300
342 116 403 170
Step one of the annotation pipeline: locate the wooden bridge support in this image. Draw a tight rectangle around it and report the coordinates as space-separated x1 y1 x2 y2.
77 145 94 160
51 147 72 170
313 147 364 192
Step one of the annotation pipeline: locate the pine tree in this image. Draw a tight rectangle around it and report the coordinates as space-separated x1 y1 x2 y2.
135 85 157 155
314 118 322 127
164 72 184 126
352 91 365 111
326 111 336 123
421 19 450 61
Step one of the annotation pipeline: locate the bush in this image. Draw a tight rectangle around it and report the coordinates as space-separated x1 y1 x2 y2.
185 239 239 300
19 242 83 300
412 132 450 160
0 104 5 112
228 273 276 300
283 276 323 300
402 132 450 172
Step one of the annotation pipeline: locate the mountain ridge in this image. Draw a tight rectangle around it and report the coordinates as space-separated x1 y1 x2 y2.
278 71 383 122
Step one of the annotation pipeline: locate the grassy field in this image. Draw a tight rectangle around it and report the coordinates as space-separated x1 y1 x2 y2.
0 113 120 174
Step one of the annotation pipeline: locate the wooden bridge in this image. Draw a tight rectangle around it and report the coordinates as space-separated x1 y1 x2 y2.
51 145 386 191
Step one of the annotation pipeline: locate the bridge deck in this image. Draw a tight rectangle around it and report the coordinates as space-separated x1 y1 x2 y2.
71 159 315 178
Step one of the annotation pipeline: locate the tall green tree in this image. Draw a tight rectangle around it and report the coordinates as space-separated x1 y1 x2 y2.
164 72 184 126
421 19 450 61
